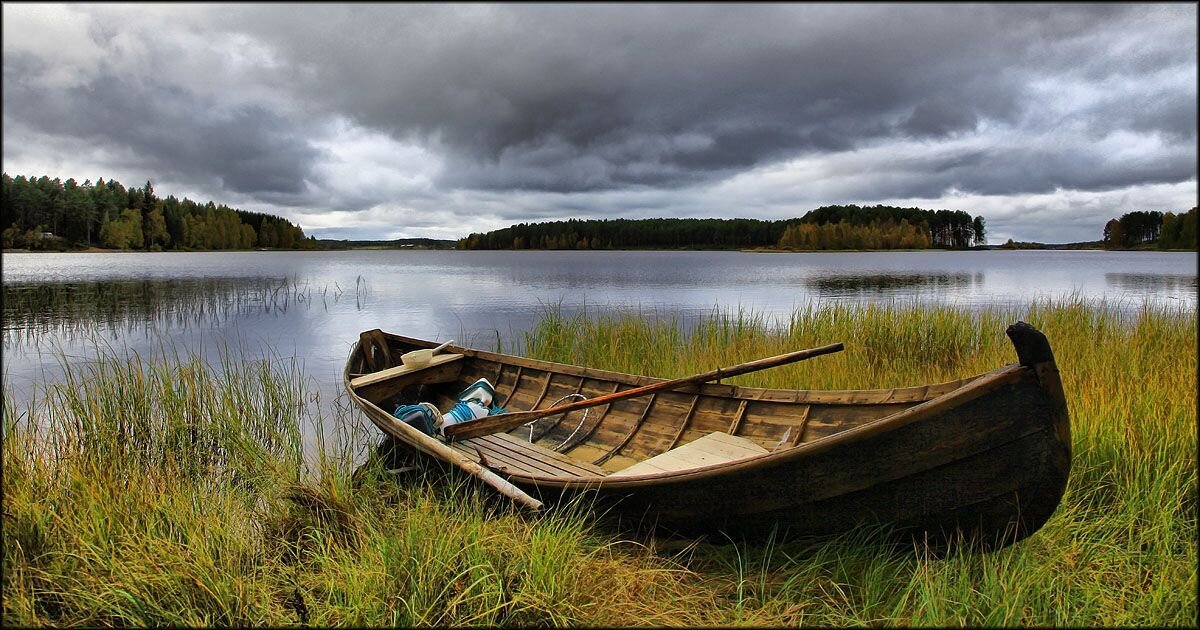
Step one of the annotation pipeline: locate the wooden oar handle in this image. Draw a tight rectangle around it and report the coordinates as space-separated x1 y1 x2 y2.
445 341 844 441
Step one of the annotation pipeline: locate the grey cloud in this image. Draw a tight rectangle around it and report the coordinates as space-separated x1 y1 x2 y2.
902 100 980 139
824 142 1196 203
214 3 1193 195
3 55 319 200
1085 87 1199 143
938 146 1196 197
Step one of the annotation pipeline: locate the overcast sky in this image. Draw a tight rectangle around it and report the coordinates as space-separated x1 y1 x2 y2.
3 3 1196 243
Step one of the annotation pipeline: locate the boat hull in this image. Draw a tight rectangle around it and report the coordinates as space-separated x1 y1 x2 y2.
345 323 1071 550
524 368 1068 547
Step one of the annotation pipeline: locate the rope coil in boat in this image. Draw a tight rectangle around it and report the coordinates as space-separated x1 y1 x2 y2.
523 393 589 448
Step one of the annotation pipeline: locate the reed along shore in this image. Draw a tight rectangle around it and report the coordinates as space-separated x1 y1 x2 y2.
3 299 1195 626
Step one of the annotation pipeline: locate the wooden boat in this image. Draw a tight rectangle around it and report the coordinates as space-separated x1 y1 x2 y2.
344 322 1071 549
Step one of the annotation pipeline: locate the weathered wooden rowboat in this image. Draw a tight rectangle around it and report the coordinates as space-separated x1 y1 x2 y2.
344 322 1071 549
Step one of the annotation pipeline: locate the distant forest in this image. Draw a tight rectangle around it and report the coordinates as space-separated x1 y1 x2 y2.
457 205 987 250
1 173 314 251
1102 208 1197 250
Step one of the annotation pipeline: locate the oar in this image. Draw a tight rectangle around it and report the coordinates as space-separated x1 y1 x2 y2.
445 342 845 441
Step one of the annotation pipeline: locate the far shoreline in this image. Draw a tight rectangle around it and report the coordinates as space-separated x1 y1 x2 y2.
4 244 1195 255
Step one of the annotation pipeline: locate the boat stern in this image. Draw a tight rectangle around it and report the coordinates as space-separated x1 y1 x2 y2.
1006 321 1072 465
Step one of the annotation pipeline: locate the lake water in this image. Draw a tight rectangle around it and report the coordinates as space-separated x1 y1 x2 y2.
3 249 1196 407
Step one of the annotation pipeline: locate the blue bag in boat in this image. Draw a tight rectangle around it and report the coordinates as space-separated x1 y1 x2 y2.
392 402 441 436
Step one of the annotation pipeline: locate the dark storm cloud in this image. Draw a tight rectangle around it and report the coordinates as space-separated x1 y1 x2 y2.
211 2 1194 196
3 54 318 199
965 147 1196 196
242 4 999 188
1084 88 1198 142
902 100 980 139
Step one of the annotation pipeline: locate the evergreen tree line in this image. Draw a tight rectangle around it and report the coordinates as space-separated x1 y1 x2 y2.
1 173 315 251
1102 208 1197 250
458 217 790 250
797 205 985 249
777 219 931 250
457 205 986 250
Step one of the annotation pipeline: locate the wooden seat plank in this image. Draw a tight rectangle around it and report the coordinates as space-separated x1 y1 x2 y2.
609 431 768 477
349 353 464 389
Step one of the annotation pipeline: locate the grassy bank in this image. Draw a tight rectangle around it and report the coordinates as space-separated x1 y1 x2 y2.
4 300 1196 626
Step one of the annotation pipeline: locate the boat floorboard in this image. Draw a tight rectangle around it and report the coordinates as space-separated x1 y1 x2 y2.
452 433 609 479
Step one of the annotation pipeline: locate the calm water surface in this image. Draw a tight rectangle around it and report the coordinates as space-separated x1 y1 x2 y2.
3 249 1196 406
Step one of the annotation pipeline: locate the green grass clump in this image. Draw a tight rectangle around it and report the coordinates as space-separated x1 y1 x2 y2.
4 298 1196 626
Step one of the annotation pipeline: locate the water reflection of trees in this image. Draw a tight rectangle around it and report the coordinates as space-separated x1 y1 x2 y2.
2 276 369 345
803 272 982 296
1104 273 1198 296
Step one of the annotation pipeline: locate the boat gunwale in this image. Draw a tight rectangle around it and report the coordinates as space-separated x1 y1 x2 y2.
343 333 1033 488
370 332 975 406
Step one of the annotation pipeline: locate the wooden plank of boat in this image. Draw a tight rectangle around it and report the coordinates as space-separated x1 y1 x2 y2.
349 352 465 389
349 353 467 403
609 431 768 477
452 433 609 478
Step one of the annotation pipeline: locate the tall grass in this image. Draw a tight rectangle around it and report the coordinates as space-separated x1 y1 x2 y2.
522 297 1197 626
4 298 1196 626
1 341 696 626
1 276 370 347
